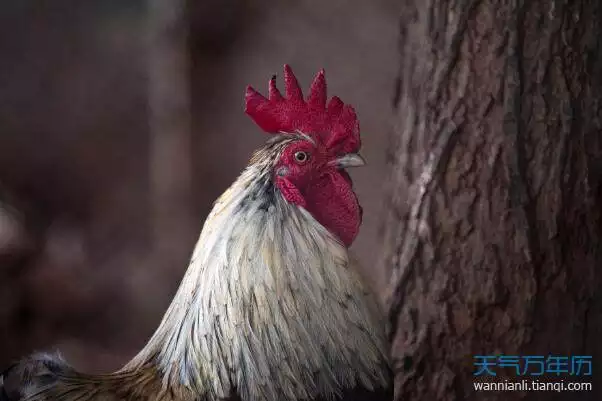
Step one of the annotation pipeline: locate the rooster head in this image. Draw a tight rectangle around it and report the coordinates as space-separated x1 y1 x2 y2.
245 65 364 247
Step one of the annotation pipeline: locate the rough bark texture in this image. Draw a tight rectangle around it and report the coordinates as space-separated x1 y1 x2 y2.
383 0 602 400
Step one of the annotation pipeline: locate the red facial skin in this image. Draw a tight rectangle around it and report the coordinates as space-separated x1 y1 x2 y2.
274 139 362 247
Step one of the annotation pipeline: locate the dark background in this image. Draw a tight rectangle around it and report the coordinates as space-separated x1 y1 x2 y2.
0 0 399 372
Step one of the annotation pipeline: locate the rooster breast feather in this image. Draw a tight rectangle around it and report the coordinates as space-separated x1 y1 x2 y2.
1 136 392 401
141 145 391 401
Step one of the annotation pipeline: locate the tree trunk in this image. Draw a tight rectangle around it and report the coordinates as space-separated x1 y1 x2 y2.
382 1 602 400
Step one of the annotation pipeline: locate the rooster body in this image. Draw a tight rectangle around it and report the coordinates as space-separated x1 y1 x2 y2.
1 66 392 401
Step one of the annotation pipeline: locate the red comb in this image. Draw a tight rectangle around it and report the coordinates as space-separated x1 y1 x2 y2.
245 65 361 154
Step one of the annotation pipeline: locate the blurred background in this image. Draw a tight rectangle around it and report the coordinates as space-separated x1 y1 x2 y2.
0 0 399 373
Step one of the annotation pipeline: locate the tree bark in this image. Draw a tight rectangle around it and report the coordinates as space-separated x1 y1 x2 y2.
382 1 602 400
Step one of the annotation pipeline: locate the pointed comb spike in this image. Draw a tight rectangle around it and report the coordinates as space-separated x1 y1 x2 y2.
268 75 283 101
244 65 361 153
283 64 303 101
245 85 278 132
308 69 327 109
245 85 265 100
245 86 268 110
327 96 344 115
330 105 361 152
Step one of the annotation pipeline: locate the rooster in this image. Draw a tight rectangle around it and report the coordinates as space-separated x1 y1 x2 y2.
0 65 392 401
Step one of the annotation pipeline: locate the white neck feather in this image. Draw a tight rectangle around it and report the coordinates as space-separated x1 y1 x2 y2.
126 161 390 401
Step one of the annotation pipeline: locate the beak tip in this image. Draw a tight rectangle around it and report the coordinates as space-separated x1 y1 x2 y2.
357 153 367 166
334 153 366 168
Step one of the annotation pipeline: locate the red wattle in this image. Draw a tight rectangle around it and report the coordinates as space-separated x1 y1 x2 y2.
282 171 361 247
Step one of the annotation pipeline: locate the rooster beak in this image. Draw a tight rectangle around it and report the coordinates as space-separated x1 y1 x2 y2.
331 153 366 169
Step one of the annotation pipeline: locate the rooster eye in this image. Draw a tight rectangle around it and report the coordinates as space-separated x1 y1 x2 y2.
294 151 309 164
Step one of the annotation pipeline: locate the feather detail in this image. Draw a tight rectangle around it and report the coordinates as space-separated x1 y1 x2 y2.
0 352 194 401
126 134 390 401
1 134 391 401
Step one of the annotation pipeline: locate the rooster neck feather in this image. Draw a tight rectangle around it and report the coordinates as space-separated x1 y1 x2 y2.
126 135 390 401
